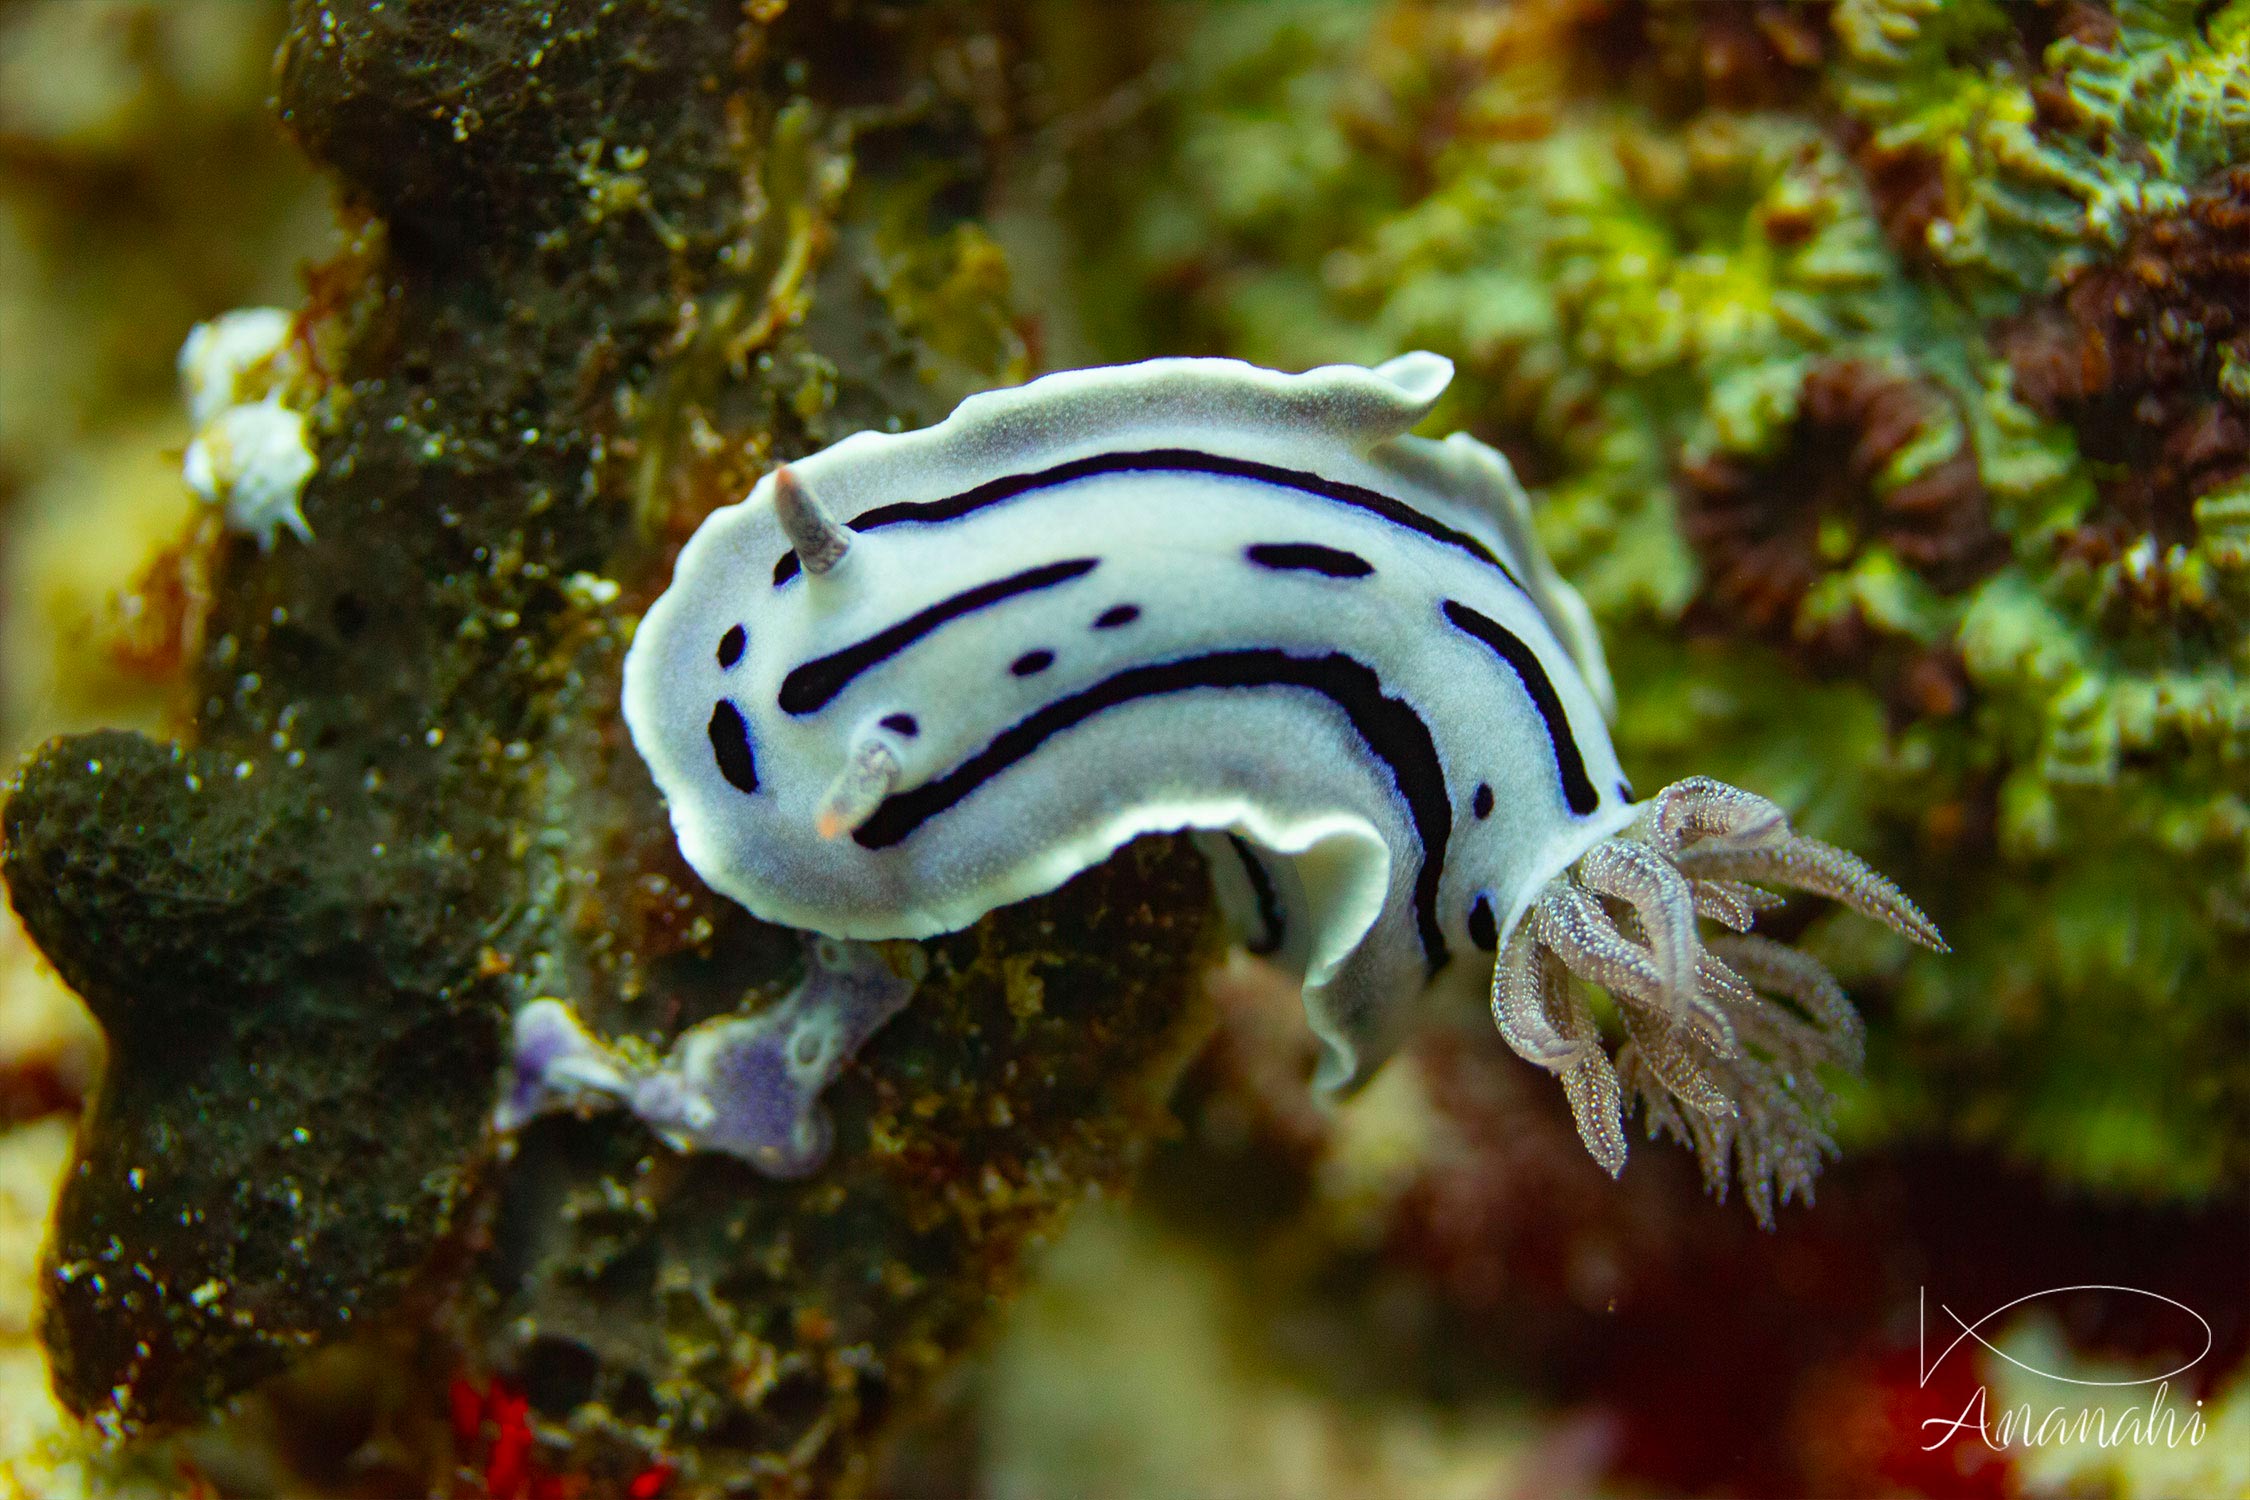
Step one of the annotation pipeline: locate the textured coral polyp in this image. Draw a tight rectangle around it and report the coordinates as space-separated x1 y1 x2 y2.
1680 357 2003 704
2003 164 2250 560
1833 0 2250 299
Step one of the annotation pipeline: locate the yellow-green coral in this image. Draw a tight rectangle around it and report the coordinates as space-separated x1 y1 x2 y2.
1835 0 2250 299
1046 0 2250 1199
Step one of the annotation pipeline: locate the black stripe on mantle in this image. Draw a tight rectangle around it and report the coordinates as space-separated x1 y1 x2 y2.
852 648 1454 977
779 558 1099 715
1440 598 1600 816
772 448 1523 593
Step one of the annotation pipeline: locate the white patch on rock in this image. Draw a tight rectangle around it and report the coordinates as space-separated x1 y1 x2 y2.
182 399 316 551
177 307 298 426
177 307 317 551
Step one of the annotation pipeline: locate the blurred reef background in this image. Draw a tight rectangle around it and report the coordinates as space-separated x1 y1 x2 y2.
0 1 2243 1497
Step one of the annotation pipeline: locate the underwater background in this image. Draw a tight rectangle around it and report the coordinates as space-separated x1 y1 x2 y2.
0 0 2244 1496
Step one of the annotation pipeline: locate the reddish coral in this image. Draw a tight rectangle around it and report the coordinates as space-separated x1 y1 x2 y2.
451 1375 576 1500
1848 128 1950 265
106 522 217 691
1677 358 2003 714
2000 166 2250 562
1846 1 2121 268
1792 1348 2020 1500
448 1375 484 1448
1359 1030 2250 1497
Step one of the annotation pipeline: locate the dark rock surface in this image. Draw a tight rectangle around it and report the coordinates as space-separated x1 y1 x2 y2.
2 2 1215 1489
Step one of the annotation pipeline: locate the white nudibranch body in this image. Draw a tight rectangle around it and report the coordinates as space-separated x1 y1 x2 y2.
178 307 298 426
183 399 316 551
624 354 1944 1219
178 307 317 551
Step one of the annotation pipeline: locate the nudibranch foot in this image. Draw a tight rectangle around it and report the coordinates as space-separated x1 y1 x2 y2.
1492 775 1943 1225
497 937 922 1178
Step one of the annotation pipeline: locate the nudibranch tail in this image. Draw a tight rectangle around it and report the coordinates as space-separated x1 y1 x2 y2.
1491 775 1943 1225
773 465 852 576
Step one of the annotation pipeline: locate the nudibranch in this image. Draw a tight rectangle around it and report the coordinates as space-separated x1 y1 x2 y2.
623 354 1943 1217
